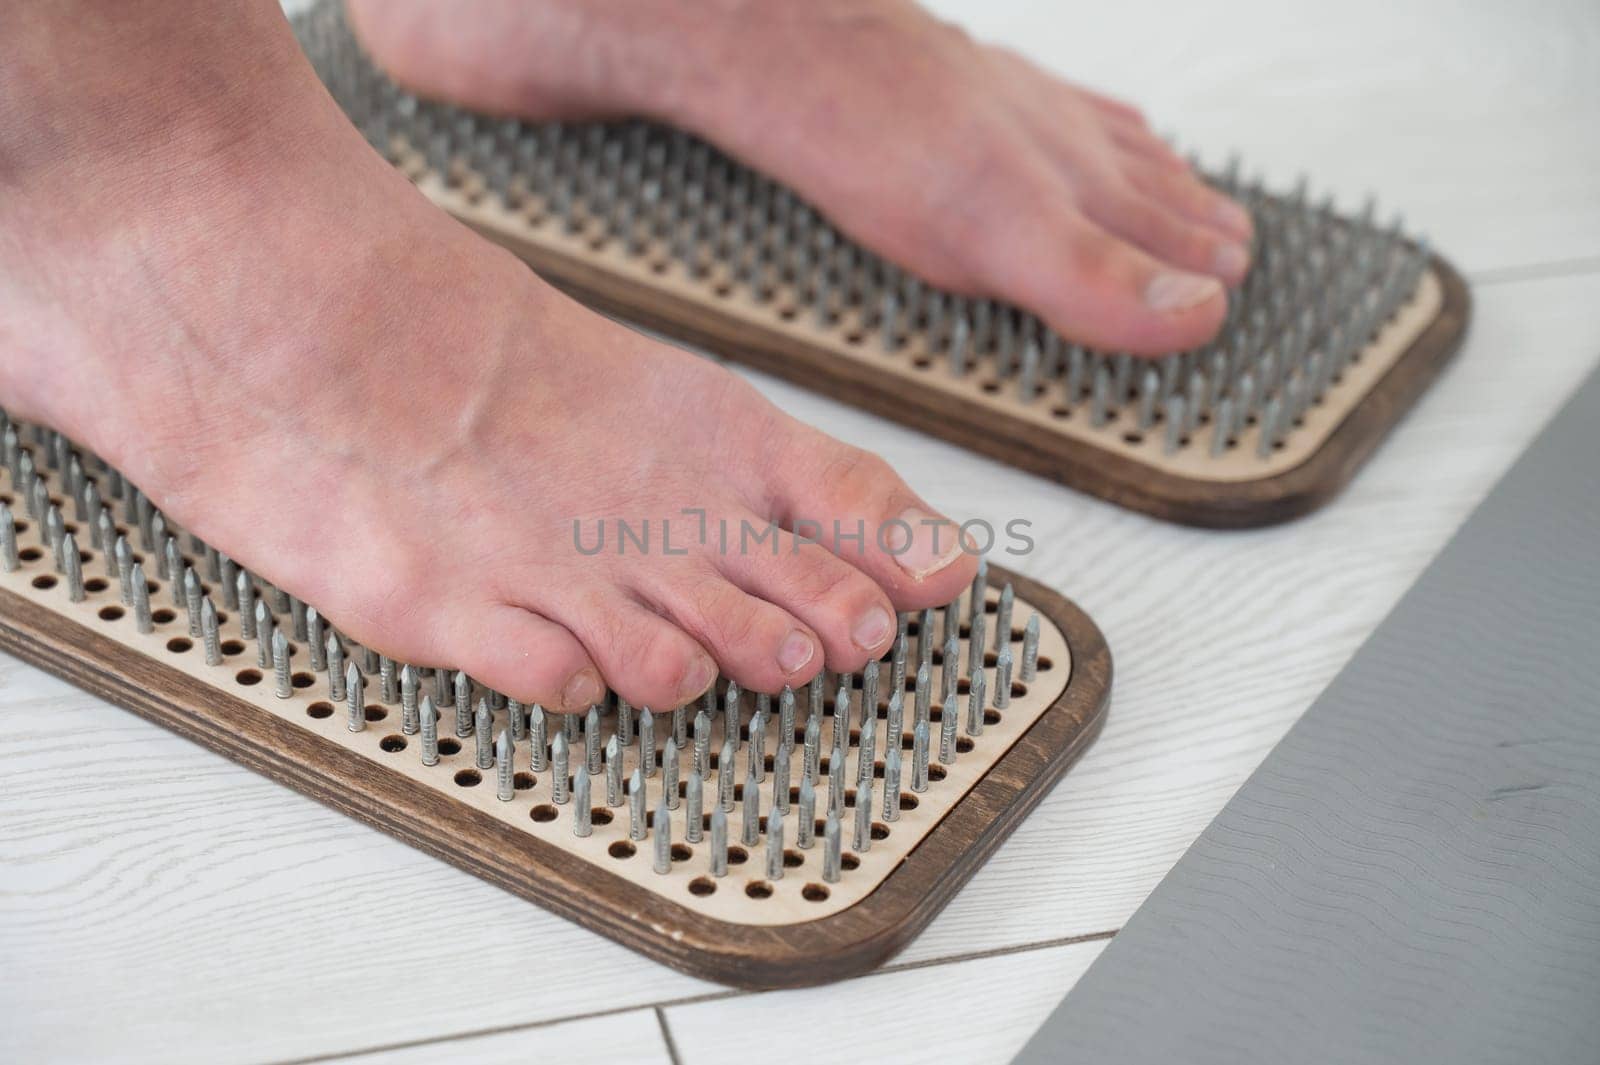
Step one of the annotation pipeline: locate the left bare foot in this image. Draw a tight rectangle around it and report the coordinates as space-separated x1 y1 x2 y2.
349 0 1254 355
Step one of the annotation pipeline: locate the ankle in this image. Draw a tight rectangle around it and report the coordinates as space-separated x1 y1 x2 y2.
0 0 313 194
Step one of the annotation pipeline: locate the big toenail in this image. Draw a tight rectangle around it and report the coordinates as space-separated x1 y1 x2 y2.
678 655 717 703
778 629 815 675
853 607 893 652
1145 271 1222 312
562 669 603 712
888 507 965 580
1213 243 1250 281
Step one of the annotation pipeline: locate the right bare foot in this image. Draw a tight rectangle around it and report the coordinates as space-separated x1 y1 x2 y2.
0 0 978 712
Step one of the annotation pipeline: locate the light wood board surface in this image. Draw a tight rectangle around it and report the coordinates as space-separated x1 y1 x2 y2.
4 0 1599 1061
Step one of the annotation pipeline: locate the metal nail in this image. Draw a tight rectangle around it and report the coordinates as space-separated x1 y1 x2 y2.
685 770 704 843
854 779 873 852
400 666 419 734
710 806 729 877
475 699 493 769
1021 616 1040 681
272 630 292 697
571 766 592 832
552 731 570 805
822 814 842 883
529 704 548 771
420 696 439 765
765 815 786 880
604 734 623 806
628 766 646 840
496 731 515 801
742 767 761 847
346 662 364 732
663 736 681 810
327 635 345 700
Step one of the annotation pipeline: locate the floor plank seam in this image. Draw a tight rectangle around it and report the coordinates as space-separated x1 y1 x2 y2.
656 1007 685 1065
259 929 1121 1064
1467 254 1600 287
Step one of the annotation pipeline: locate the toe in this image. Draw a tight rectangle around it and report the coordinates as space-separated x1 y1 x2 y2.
1128 162 1255 246
712 522 899 673
756 429 979 611
450 604 603 713
1087 188 1251 286
1108 123 1191 174
631 558 824 694
976 190 1229 353
549 589 717 711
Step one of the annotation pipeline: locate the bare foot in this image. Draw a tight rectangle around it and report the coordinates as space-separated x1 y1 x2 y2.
348 0 1254 355
0 0 976 712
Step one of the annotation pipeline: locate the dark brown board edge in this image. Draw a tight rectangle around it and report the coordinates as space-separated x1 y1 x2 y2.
466 215 1470 528
0 564 1109 989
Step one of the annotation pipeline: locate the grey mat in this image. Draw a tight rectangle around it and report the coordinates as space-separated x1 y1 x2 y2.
1017 361 1600 1065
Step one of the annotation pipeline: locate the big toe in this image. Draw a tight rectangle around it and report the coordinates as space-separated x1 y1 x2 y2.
758 426 979 611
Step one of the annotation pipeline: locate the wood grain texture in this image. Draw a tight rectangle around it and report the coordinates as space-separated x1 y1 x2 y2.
0 563 1109 990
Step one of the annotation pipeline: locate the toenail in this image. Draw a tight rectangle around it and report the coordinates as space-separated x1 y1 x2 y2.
678 655 717 704
778 629 815 676
1214 198 1254 239
1145 271 1223 313
887 507 966 580
561 669 603 712
852 607 893 652
1213 243 1250 282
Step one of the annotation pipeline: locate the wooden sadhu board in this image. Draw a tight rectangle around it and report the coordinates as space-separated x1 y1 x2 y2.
295 0 1472 528
0 419 1111 988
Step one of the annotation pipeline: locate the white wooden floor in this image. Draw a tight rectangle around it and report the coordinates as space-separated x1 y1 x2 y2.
5 2 1599 1062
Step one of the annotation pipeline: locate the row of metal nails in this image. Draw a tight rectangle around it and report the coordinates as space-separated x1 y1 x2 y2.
298 0 1431 461
3 415 1040 889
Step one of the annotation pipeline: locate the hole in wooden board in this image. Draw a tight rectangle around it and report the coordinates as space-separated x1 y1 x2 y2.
928 765 947 782
745 880 773 900
151 607 175 624
306 702 333 720
380 735 407 753
783 849 804 869
364 706 387 722
453 769 480 787
688 876 717 896
220 639 245 656
84 577 108 594
871 822 891 841
1036 655 1054 672
727 845 748 866
530 804 558 823
19 547 42 562
30 574 55 590
956 736 974 754
437 737 462 756
97 605 124 621
841 853 860 871
984 709 1002 726
671 843 692 863
591 808 614 826
234 667 260 684
900 793 919 811
608 840 635 859
292 672 315 689
802 883 830 903
513 772 537 791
